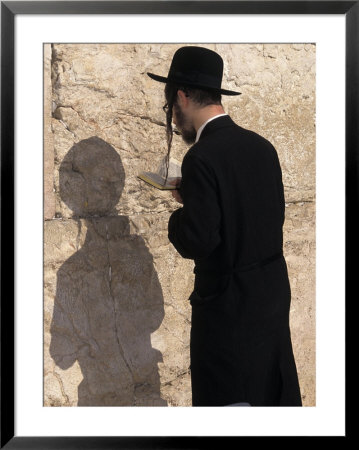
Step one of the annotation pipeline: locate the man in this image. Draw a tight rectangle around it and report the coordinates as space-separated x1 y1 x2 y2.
147 46 302 407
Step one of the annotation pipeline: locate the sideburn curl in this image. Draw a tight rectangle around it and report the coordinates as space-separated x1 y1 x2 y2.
163 83 179 184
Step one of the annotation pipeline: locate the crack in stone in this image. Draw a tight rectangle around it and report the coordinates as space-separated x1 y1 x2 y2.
52 102 177 140
58 118 77 138
160 322 186 345
104 224 135 389
285 200 314 205
139 114 166 128
82 84 117 99
54 104 135 137
75 219 82 251
53 371 70 405
162 369 190 387
54 104 90 125
164 302 191 325
54 103 167 133
45 209 178 223
284 185 314 190
115 110 166 129
263 45 276 59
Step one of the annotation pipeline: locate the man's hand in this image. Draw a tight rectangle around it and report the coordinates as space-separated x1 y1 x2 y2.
169 177 183 204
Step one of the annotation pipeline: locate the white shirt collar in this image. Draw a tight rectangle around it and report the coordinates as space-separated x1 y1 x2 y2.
195 113 228 143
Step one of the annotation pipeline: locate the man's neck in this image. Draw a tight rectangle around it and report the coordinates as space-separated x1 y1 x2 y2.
193 105 226 132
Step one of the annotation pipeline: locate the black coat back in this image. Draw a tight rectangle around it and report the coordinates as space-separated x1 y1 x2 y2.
168 115 302 406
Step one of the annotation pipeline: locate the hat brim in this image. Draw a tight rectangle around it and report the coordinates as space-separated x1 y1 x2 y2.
147 72 241 96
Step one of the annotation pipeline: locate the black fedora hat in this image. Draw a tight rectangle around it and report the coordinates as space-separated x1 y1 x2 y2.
147 46 241 96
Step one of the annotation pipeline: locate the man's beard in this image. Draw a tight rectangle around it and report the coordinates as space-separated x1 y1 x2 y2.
173 103 197 145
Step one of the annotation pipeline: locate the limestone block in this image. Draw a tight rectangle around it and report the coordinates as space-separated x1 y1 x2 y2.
284 202 316 406
44 44 55 219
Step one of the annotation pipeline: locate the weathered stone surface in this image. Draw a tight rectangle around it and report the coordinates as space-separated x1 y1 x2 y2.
284 202 316 406
44 44 55 219
44 43 316 406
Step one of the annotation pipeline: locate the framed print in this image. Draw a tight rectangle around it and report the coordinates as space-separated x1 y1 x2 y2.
1 1 355 447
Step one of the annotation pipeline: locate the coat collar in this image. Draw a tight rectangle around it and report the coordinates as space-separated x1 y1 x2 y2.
195 114 228 142
197 114 236 141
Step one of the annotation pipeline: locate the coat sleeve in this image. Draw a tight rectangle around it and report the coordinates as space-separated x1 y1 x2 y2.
168 153 221 260
270 143 286 227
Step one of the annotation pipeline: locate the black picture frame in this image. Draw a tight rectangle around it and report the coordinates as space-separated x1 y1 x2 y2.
1 1 354 447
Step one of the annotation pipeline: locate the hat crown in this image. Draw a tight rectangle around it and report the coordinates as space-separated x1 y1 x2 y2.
168 46 224 85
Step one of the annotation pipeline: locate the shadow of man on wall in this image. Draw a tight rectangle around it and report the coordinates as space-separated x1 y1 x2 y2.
50 136 167 406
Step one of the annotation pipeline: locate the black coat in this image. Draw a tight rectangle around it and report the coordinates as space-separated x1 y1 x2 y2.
168 115 302 406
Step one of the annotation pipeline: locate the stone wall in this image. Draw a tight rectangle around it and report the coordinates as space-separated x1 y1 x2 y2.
44 43 315 406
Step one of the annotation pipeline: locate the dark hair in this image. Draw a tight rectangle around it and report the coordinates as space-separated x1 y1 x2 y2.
162 83 222 182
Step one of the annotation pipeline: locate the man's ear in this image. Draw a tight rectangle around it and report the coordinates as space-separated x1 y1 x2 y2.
177 89 189 108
